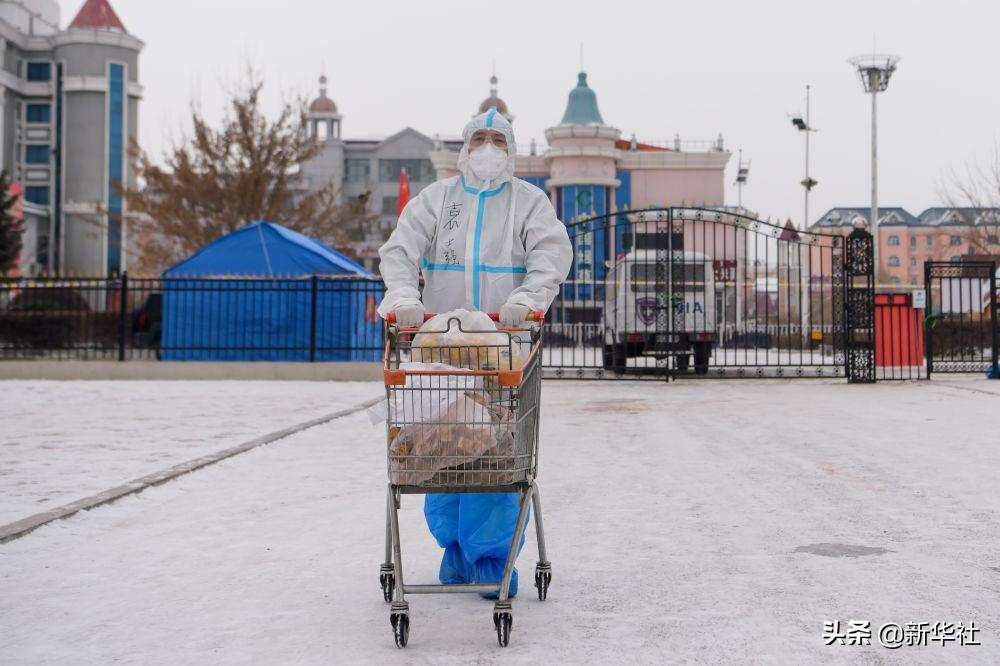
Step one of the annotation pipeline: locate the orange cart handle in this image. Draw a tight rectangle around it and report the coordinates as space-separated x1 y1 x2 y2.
385 310 544 325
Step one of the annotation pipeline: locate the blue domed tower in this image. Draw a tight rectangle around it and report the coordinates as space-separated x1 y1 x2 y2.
559 72 604 125
544 70 621 299
545 71 621 221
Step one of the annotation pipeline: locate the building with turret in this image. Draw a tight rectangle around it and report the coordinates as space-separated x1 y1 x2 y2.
300 74 445 271
1 0 143 276
300 69 730 272
477 74 512 123
431 70 731 222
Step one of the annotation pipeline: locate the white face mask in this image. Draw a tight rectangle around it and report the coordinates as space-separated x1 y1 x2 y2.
468 143 508 182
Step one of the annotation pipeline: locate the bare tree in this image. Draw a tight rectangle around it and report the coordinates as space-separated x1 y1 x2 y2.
941 143 1000 256
120 76 376 274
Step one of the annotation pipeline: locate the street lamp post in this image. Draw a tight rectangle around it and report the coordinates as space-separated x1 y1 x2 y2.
791 85 818 229
849 54 899 279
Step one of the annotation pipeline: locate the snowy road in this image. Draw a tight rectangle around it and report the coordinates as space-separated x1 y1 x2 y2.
0 380 382 525
2 378 1000 663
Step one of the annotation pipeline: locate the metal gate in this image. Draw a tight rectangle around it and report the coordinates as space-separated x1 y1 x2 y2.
924 261 999 377
542 207 859 380
844 228 875 383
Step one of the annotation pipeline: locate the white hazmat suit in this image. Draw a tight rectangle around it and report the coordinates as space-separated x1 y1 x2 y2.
377 107 572 320
377 107 572 596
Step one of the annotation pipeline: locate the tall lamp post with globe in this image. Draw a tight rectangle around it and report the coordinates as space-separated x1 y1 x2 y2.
849 53 899 279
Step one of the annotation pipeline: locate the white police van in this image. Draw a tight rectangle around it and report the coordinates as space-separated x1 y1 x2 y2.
601 242 717 374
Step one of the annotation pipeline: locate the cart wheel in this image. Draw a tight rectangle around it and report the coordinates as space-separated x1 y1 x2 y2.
534 568 551 601
380 572 394 602
391 613 409 648
493 611 512 647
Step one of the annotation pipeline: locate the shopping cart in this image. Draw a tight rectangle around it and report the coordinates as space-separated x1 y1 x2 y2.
379 311 551 648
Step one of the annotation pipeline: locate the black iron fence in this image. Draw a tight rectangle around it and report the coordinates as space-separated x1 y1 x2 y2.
541 207 851 379
924 261 999 377
1 218 996 384
0 274 385 361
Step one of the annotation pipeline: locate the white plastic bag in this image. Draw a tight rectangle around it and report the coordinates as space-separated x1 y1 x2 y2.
388 389 513 485
411 309 527 370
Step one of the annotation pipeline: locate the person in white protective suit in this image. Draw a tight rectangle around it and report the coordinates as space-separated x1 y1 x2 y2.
378 107 572 597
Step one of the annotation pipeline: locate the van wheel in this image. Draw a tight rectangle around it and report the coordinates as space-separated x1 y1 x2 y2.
676 354 690 371
602 344 626 374
694 342 711 375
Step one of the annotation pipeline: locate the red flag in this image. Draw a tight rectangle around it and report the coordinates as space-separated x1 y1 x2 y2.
7 182 23 280
396 168 410 218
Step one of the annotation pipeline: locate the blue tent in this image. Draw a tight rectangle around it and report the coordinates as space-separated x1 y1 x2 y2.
161 221 383 361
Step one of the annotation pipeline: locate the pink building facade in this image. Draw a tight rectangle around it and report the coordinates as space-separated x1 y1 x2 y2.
810 207 1000 286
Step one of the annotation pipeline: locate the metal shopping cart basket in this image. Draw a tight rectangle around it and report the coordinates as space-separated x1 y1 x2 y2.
379 311 551 648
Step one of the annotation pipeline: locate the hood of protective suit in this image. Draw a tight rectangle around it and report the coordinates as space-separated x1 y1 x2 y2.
457 106 516 189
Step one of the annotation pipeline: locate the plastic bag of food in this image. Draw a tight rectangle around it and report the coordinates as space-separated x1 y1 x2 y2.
411 309 527 370
439 423 518 485
389 388 514 485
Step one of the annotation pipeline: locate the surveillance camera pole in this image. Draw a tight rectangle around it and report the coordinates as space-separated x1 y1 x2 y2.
791 87 818 230
735 149 749 209
738 149 743 208
803 85 814 229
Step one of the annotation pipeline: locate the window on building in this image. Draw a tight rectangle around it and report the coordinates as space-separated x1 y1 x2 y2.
910 236 916 247
888 235 900 246
345 159 370 183
26 104 51 123
888 256 900 267
910 257 916 267
25 186 49 205
890 277 901 285
926 236 933 248
987 235 999 245
25 145 50 164
26 62 51 81
36 234 49 269
379 158 434 183
382 196 398 215
949 235 962 246
950 256 963 263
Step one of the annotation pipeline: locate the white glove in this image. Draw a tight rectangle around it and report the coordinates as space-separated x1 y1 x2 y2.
394 304 425 328
499 302 530 327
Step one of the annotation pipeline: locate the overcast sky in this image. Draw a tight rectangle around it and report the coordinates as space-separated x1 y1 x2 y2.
82 0 999 226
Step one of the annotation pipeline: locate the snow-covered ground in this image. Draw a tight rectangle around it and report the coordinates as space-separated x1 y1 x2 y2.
2 377 1000 663
0 380 382 525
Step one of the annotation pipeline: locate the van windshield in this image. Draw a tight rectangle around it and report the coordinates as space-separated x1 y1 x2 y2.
623 232 684 251
630 263 707 293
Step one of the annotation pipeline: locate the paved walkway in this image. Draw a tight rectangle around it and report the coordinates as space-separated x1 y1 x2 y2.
2 378 998 663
